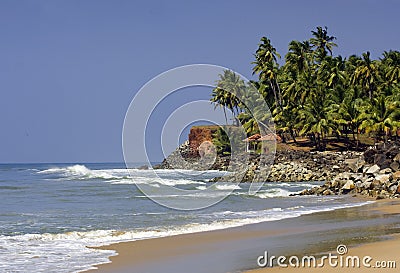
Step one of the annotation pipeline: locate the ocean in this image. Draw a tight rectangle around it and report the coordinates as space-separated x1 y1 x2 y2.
0 163 372 273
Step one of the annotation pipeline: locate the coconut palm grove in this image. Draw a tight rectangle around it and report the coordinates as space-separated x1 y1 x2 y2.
210 26 400 152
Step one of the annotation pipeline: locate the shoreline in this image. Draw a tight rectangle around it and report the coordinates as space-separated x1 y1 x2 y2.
85 198 400 273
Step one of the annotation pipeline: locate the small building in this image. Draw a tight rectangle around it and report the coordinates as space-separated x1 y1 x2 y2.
243 133 282 153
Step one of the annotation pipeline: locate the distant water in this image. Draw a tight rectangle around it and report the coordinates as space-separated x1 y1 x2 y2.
0 163 372 273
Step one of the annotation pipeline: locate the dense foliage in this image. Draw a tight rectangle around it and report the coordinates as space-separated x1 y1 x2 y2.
211 26 400 150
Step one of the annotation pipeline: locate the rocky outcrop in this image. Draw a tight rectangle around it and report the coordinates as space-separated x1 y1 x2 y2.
188 126 219 157
155 141 363 183
155 136 400 199
214 151 363 182
153 141 230 170
298 142 400 199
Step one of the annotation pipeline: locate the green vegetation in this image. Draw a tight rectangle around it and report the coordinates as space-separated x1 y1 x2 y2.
211 26 400 151
212 126 246 155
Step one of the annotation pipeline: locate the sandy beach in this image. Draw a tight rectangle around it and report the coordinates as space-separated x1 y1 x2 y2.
86 199 400 273
247 235 400 273
247 200 400 273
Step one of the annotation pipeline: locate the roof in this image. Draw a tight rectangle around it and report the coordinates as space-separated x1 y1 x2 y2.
243 133 281 142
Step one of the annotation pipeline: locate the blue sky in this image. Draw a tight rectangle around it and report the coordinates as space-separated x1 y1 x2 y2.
0 0 399 163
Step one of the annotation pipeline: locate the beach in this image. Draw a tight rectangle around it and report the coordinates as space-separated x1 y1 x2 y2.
88 199 400 273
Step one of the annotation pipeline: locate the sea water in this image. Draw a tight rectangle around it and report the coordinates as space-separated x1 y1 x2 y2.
0 163 371 272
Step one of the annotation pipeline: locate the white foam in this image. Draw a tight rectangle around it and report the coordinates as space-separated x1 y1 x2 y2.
37 165 227 186
255 188 293 198
38 165 129 180
213 184 241 190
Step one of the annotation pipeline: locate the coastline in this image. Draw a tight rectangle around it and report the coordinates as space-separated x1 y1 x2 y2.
85 198 400 273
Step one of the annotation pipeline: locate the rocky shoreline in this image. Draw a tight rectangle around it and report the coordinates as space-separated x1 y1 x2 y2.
154 141 400 199
298 143 400 199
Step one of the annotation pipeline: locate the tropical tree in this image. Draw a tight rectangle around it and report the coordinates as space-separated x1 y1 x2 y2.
336 88 366 144
211 70 246 124
252 37 283 109
351 51 380 100
209 26 400 150
310 26 337 61
283 40 314 107
285 40 312 74
381 50 400 84
360 95 400 141
297 91 338 149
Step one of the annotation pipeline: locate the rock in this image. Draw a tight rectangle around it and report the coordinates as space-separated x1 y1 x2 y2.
299 189 310 195
331 180 339 188
393 171 400 180
362 181 372 189
137 165 149 170
350 173 362 181
397 185 400 194
342 181 355 190
323 189 333 195
345 158 363 173
382 160 393 169
376 195 386 200
374 154 387 167
394 153 400 162
355 181 363 188
386 147 400 159
389 184 399 193
304 173 313 181
364 149 377 164
365 177 375 183
379 168 393 174
371 180 382 190
366 164 380 174
391 161 400 172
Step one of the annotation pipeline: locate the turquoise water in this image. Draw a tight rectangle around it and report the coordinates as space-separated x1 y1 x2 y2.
0 163 371 272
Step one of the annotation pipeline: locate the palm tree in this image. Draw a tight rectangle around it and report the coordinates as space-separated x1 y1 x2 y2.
252 37 283 109
336 88 366 144
360 95 400 142
283 40 314 110
297 86 338 149
211 70 246 124
321 56 347 88
310 26 337 61
272 100 298 143
381 50 400 85
285 40 312 74
211 86 230 124
210 27 400 150
351 51 380 100
237 112 259 135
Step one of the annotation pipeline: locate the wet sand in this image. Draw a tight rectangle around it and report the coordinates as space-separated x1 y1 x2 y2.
247 201 400 273
86 199 400 273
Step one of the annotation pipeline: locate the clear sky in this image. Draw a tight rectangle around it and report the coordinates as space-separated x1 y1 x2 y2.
1 0 399 163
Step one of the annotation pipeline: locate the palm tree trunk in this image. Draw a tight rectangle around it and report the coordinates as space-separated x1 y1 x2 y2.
223 107 227 125
289 127 297 143
269 81 279 109
275 78 283 108
316 133 320 150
